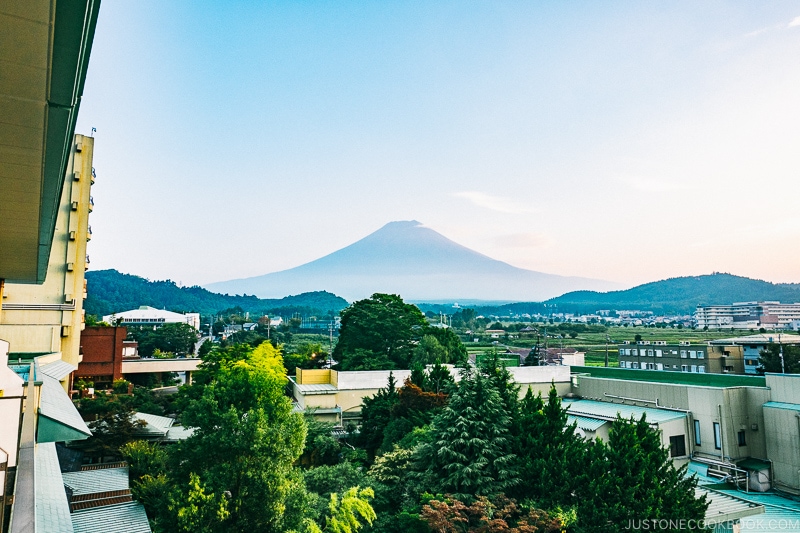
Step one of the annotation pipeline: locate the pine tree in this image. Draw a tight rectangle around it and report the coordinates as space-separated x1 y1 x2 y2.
420 368 519 500
514 385 586 509
575 415 707 532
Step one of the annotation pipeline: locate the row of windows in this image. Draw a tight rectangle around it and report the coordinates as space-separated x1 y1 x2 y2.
693 420 746 449
618 348 705 358
619 361 706 373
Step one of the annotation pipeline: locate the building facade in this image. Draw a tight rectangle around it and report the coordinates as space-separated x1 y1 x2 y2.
695 302 800 330
103 306 200 330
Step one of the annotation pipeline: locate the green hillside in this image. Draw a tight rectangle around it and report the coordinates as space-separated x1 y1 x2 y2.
84 269 349 318
545 273 800 314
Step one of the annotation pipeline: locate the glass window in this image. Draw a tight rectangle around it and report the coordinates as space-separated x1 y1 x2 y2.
698 366 705 373
694 420 701 446
681 365 688 372
713 422 722 450
698 351 705 359
669 435 687 457
680 350 687 358
738 430 746 446
689 350 697 358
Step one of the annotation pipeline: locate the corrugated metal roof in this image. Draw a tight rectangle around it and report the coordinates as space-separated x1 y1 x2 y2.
712 489 800 532
63 467 130 496
763 401 800 412
699 487 765 523
38 373 91 437
40 360 77 381
34 442 73 533
567 414 608 432
562 399 686 424
132 412 174 436
71 502 152 533
164 426 195 442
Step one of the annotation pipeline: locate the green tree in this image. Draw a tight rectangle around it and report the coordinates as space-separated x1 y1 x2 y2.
132 322 198 357
334 294 427 370
168 473 230 533
424 327 468 366
418 368 519 500
514 386 586 510
168 342 308 532
313 487 376 533
758 343 800 374
575 415 707 532
421 495 564 533
413 335 447 366
356 373 400 458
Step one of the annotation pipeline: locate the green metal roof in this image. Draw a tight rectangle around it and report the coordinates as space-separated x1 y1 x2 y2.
566 414 607 432
34 442 73 533
71 502 152 533
763 401 800 412
37 372 91 442
571 366 768 388
563 398 686 424
712 489 800 533
63 467 130 496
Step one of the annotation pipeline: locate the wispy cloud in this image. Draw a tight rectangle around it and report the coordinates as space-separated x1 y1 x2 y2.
454 191 535 214
616 176 694 193
495 232 551 248
790 16 800 28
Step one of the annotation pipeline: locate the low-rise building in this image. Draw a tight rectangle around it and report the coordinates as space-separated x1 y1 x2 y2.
103 306 200 331
618 341 717 373
696 302 800 331
709 334 800 375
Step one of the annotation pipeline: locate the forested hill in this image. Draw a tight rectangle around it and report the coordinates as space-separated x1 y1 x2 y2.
545 273 800 315
84 269 349 317
413 273 800 316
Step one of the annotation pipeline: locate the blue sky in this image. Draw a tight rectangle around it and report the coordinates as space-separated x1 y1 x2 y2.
77 2 800 288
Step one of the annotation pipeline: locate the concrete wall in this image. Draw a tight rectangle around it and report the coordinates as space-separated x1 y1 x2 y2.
763 374 800 493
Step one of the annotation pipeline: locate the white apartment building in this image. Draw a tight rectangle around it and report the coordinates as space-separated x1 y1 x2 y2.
695 301 800 330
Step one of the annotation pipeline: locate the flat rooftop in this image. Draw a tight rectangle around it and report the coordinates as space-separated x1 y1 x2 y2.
571 366 767 388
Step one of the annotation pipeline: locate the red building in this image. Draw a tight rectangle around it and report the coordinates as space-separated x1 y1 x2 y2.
77 326 131 388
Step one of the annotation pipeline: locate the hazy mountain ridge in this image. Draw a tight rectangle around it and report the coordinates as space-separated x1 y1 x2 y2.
413 273 800 316
84 269 348 317
206 220 621 301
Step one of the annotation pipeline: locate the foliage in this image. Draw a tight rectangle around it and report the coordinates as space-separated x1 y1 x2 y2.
167 342 308 532
421 495 563 533
320 486 376 533
120 440 167 482
76 394 145 461
513 386 585 509
130 322 198 357
418 368 518 500
758 343 800 374
168 473 230 533
356 372 400 457
334 294 427 370
574 415 707 532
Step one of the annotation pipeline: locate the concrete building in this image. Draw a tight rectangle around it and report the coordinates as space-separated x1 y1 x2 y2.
709 334 800 375
290 365 571 425
696 302 800 331
0 134 94 379
618 341 719 373
103 306 201 330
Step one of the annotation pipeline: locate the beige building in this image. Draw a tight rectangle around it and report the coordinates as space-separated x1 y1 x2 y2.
0 135 94 382
290 365 571 425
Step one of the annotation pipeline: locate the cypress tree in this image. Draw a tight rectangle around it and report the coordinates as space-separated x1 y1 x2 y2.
420 367 519 500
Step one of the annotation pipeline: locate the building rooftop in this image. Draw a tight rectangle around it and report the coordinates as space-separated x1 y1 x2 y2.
571 366 767 388
62 467 130 496
34 443 73 533
562 398 686 424
566 414 607 432
71 502 152 533
38 372 92 440
132 412 174 437
709 334 800 346
39 359 77 381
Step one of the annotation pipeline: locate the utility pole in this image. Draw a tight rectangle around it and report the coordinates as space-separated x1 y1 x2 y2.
779 333 785 373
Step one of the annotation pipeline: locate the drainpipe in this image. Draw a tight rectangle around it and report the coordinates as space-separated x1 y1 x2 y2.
718 404 725 462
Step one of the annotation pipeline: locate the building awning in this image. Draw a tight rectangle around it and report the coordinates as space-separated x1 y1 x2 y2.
563 398 686 425
567 414 607 432
698 487 765 524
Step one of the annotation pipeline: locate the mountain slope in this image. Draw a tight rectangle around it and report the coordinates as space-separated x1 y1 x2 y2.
544 273 800 314
205 221 620 301
84 269 348 317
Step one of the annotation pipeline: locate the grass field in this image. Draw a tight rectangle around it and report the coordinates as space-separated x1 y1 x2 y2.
474 326 764 366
